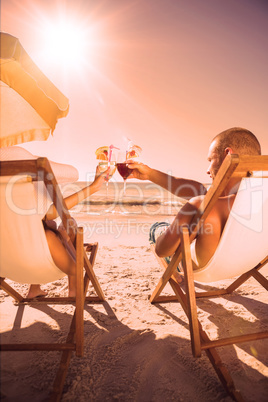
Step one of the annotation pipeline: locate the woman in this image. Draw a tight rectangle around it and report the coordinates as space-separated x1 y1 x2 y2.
0 146 108 298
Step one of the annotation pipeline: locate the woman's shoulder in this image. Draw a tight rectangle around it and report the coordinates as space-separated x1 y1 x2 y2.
0 146 36 161
0 146 78 183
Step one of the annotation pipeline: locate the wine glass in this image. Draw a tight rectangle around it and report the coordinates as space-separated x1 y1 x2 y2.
116 151 132 195
98 159 117 197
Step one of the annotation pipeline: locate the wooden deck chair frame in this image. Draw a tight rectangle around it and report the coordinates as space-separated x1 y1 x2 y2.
150 154 268 402
0 157 105 402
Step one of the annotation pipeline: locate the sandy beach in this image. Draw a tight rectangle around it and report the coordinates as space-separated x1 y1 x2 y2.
1 0 268 399
1 210 268 402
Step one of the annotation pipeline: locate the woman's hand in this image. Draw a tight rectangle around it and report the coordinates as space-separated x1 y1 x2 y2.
91 164 110 192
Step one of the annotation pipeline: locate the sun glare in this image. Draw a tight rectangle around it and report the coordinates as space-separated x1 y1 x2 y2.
42 19 89 69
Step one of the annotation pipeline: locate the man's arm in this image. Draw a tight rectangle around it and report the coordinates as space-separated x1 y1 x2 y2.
127 162 207 199
155 200 199 257
155 195 206 258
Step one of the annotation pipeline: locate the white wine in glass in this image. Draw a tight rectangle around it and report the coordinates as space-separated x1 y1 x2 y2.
98 161 117 196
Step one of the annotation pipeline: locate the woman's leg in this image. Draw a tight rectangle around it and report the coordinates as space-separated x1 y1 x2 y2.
45 229 76 297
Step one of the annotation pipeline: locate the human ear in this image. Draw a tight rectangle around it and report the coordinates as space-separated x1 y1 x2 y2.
224 147 234 155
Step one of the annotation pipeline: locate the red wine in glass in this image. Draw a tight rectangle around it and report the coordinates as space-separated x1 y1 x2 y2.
117 163 132 180
117 162 132 195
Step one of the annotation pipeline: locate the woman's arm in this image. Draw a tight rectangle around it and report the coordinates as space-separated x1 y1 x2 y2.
45 165 108 220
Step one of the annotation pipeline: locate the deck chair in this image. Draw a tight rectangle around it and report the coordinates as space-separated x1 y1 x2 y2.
0 158 105 401
150 154 268 402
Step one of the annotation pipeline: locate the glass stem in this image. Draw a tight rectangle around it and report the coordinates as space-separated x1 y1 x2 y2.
106 181 109 198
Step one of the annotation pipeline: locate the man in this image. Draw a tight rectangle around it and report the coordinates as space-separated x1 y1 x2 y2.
128 127 261 269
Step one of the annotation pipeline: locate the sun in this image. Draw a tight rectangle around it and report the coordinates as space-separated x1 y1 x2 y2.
41 18 90 69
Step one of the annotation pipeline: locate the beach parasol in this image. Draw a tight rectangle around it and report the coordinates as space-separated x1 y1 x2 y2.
0 32 69 148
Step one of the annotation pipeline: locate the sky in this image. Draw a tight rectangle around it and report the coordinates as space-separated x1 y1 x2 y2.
1 0 268 183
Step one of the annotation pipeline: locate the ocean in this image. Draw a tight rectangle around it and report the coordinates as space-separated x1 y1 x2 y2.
61 181 187 218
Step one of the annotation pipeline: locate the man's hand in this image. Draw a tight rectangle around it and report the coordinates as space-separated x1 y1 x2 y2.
127 161 151 180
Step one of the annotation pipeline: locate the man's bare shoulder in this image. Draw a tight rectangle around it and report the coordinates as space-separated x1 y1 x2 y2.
188 195 205 209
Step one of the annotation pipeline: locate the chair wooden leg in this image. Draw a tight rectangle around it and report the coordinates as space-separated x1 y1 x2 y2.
150 247 183 302
83 243 105 301
88 242 98 267
49 233 103 400
167 276 244 401
149 237 247 401
200 330 245 402
75 228 84 357
0 278 24 302
180 226 202 357
226 255 268 293
1 231 105 401
226 270 258 293
49 290 80 400
251 269 268 290
50 343 74 402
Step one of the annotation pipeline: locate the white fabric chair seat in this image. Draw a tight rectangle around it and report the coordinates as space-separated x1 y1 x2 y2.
0 176 65 283
193 177 268 282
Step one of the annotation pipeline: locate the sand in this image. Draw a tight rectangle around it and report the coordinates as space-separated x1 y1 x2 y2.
1 212 268 402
